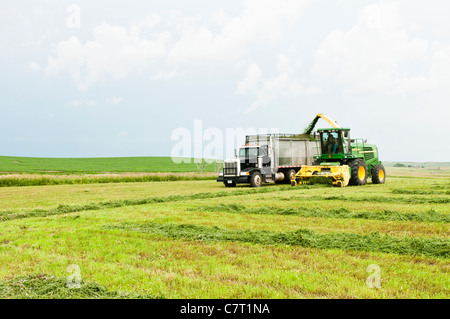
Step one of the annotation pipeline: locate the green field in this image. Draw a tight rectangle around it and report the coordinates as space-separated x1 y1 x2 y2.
0 156 220 187
0 162 448 299
384 161 450 168
0 156 220 174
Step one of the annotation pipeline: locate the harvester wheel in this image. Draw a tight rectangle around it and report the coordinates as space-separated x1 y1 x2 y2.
371 164 386 184
349 159 368 186
250 171 262 187
285 169 296 184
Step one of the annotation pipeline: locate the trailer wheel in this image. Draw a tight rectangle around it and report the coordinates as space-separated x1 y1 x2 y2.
349 159 368 186
284 169 296 184
371 164 386 184
250 171 262 187
224 181 236 187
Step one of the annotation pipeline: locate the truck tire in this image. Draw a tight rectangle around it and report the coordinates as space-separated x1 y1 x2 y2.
224 181 236 187
250 171 262 187
371 164 386 184
349 159 368 186
284 169 296 184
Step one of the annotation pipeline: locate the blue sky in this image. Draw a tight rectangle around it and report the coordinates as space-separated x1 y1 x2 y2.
1 0 449 162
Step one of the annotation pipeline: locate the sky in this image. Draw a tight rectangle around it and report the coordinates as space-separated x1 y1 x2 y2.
0 0 449 162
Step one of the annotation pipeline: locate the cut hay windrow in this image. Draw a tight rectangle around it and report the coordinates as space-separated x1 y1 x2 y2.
285 195 450 204
0 173 216 187
106 222 450 259
0 274 161 299
0 186 304 222
188 204 450 223
391 188 450 195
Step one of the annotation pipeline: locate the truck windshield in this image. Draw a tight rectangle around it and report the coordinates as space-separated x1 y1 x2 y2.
239 148 258 158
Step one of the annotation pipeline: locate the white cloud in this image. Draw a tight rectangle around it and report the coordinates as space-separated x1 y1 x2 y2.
106 96 123 104
243 73 289 114
428 45 450 90
151 71 177 80
42 1 307 91
70 100 83 106
29 61 41 72
305 86 320 95
70 100 97 107
168 0 308 63
236 63 262 94
117 132 128 137
237 53 317 113
45 22 169 91
210 9 229 27
313 1 430 94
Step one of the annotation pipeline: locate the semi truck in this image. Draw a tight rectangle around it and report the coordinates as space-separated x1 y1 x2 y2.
217 134 318 187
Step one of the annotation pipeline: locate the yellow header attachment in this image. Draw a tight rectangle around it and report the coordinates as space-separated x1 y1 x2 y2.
291 165 350 187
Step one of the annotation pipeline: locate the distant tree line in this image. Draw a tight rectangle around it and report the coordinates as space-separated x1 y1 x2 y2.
394 163 425 168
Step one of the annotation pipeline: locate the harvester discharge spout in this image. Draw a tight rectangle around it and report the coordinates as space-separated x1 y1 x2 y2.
303 113 339 135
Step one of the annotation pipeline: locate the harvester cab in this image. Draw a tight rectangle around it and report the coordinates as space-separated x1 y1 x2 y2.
317 128 351 159
291 114 386 187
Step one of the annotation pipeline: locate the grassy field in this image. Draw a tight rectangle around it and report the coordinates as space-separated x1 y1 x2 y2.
0 165 448 299
0 156 220 187
0 156 220 174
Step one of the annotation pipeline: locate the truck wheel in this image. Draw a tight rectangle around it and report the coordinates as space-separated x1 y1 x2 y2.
349 159 368 186
224 181 236 187
371 164 386 184
284 169 296 184
250 171 262 187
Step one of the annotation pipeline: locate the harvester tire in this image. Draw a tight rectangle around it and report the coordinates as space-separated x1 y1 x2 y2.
371 164 386 184
349 159 368 186
250 171 262 187
284 169 296 184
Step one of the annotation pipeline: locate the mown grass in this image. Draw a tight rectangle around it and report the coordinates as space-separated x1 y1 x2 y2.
1 218 448 299
286 195 450 204
0 172 216 187
0 186 304 222
0 274 160 299
187 204 450 223
0 170 448 299
391 188 450 195
107 222 450 258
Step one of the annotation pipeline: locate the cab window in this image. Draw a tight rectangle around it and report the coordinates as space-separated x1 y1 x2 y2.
321 132 343 154
239 148 259 158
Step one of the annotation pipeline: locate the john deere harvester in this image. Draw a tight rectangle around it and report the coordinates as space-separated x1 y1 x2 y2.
291 114 386 187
